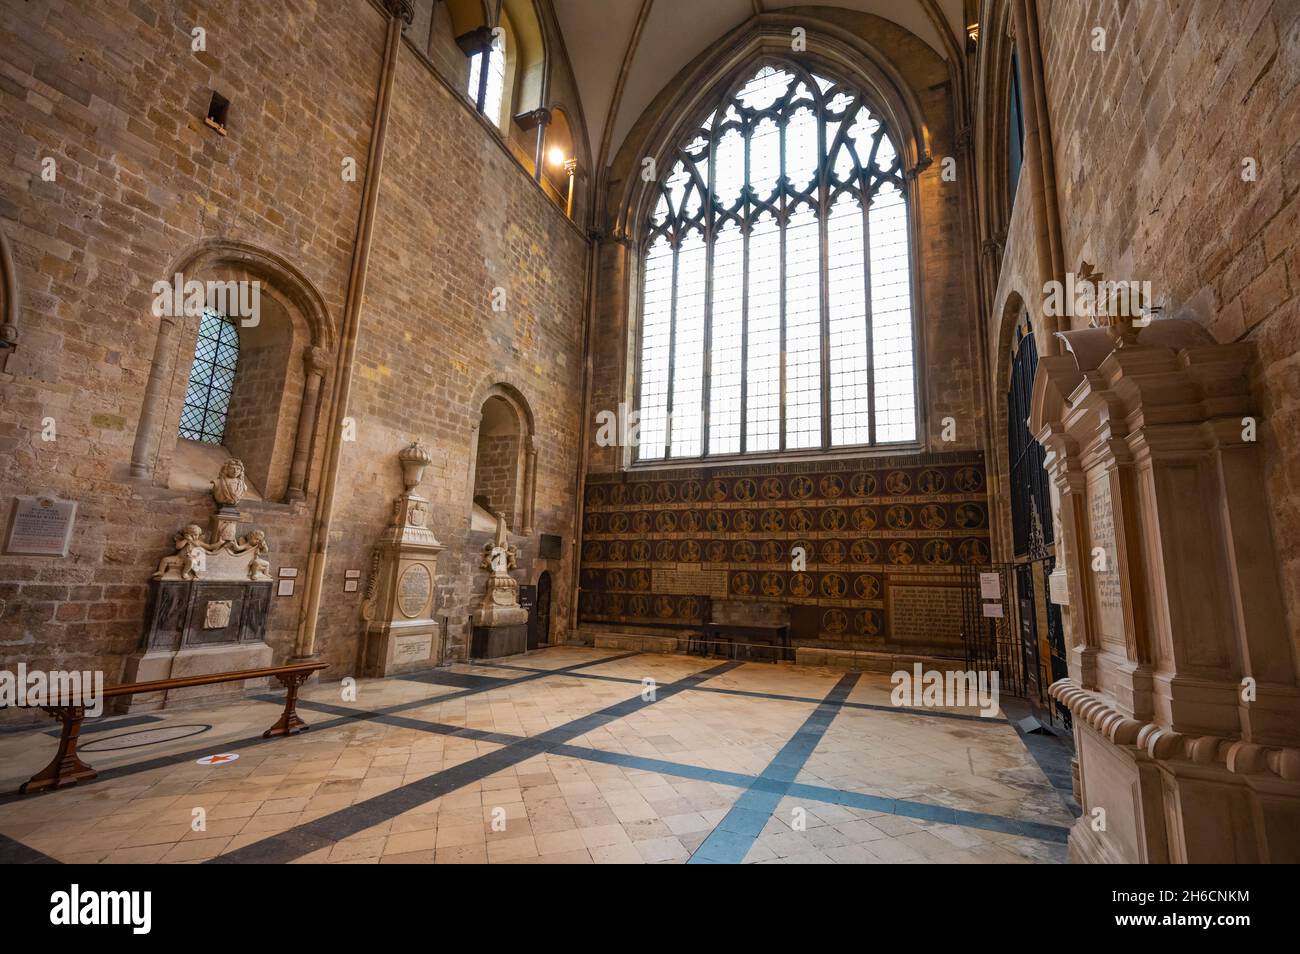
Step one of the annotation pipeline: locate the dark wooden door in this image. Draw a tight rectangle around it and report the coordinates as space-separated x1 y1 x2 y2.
534 571 552 648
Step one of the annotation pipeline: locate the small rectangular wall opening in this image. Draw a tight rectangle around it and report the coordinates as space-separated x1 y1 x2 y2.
205 91 229 134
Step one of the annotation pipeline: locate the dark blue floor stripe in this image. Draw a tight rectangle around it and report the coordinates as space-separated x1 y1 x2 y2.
209 660 742 864
0 651 638 801
286 704 1071 846
471 659 998 724
688 672 860 864
0 833 60 864
783 782 1070 843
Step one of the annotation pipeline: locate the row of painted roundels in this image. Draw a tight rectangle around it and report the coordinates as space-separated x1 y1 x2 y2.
582 536 990 566
582 567 884 599
578 591 883 636
583 501 986 535
585 466 985 507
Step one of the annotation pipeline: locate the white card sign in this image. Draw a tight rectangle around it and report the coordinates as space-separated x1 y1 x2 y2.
981 601 1004 618
6 496 77 556
978 572 1001 600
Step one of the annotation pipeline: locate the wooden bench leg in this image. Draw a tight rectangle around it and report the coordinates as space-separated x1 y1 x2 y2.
22 705 96 794
263 671 312 738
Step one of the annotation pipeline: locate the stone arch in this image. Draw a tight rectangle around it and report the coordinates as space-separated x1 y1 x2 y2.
467 380 537 534
973 0 1017 268
129 240 335 505
987 288 1030 560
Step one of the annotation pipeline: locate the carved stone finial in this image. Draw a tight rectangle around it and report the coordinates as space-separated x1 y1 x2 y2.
398 439 432 491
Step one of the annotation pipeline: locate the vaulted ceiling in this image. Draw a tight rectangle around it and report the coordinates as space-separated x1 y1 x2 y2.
552 0 967 172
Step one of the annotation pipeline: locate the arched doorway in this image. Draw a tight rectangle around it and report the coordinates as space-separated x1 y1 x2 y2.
530 570 552 649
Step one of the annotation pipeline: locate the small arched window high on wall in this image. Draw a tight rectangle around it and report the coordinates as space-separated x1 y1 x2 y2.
1007 49 1026 211
636 62 918 462
179 309 239 445
466 23 508 127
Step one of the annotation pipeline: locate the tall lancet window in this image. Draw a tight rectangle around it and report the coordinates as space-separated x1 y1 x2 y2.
636 63 918 461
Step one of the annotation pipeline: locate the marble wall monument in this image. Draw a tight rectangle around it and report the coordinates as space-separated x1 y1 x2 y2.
122 457 275 710
471 512 528 657
1031 317 1300 863
360 440 446 676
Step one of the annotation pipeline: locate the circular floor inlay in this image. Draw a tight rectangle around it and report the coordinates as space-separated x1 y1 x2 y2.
80 723 212 752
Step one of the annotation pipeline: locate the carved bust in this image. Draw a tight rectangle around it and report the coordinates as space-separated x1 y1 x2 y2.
212 458 247 509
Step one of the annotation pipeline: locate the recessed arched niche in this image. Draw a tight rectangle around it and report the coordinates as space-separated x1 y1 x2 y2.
468 384 536 535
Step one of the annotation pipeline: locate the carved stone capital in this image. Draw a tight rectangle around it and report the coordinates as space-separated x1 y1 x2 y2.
383 0 414 25
304 345 330 376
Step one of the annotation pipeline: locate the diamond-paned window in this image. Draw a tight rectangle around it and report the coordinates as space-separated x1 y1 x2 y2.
179 310 239 445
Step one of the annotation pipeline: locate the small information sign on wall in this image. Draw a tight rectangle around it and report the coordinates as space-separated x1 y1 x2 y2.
6 496 77 557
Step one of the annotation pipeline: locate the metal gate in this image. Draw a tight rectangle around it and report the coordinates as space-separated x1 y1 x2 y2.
960 562 1028 698
961 559 1070 728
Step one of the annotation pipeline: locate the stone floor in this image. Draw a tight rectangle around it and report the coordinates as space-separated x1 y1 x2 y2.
0 647 1077 864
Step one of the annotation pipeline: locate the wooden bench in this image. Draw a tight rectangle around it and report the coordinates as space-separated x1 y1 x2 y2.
13 662 327 794
696 599 792 662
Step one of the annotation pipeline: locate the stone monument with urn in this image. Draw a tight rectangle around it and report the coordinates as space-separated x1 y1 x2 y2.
122 457 275 710
360 440 446 676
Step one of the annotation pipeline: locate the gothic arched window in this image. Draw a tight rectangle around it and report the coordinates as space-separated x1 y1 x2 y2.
636 63 917 461
179 309 239 445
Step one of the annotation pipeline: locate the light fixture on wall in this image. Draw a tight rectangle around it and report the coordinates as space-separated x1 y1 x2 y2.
547 148 577 219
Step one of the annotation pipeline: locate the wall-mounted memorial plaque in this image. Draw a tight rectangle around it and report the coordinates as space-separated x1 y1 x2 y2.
397 563 432 618
5 495 77 556
1086 472 1123 646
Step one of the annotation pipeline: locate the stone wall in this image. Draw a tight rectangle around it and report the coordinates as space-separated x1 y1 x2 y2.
473 433 519 520
0 0 589 704
990 0 1300 656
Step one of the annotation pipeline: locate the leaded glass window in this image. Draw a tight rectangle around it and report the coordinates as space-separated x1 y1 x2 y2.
179 310 239 445
467 42 506 127
636 62 918 461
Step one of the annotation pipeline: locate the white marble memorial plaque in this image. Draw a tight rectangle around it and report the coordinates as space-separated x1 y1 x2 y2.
393 634 432 661
6 496 77 556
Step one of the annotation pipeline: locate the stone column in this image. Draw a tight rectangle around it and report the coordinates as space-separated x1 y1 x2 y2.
521 433 538 534
286 346 329 502
1031 319 1300 863
130 315 183 479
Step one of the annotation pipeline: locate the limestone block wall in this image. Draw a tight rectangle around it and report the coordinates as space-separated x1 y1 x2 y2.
316 44 587 675
473 434 520 519
0 0 589 700
989 0 1300 658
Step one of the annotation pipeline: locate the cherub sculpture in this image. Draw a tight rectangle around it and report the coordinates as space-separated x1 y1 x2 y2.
153 524 208 580
236 529 271 581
